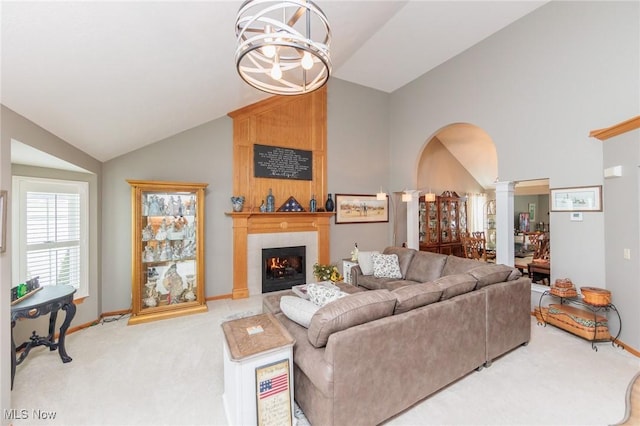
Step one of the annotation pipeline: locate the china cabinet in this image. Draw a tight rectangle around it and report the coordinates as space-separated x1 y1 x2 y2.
485 199 496 250
127 180 208 325
419 191 467 256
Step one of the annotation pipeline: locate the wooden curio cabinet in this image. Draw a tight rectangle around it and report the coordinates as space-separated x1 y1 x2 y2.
419 191 467 257
127 180 208 325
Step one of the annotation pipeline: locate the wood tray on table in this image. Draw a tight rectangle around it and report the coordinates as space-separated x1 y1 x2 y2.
546 304 610 341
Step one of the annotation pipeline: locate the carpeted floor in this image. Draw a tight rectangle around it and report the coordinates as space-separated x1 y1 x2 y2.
9 294 640 425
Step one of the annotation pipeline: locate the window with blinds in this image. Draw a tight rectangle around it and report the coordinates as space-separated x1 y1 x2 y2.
26 192 81 288
13 176 89 298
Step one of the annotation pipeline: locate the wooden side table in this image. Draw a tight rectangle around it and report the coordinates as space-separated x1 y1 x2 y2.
11 285 77 389
222 313 295 426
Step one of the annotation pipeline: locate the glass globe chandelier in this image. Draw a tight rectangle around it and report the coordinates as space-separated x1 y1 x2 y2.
235 0 332 96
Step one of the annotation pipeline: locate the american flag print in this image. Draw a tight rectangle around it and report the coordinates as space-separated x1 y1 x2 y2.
259 372 288 399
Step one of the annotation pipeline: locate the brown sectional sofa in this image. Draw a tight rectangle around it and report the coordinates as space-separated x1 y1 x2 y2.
266 247 531 426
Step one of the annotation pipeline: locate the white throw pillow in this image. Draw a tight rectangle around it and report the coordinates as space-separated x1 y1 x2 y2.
279 296 320 328
372 253 402 279
306 283 347 306
357 251 379 276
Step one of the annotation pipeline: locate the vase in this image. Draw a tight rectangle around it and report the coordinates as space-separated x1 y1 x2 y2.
309 195 317 212
231 196 245 212
325 193 334 212
266 188 275 212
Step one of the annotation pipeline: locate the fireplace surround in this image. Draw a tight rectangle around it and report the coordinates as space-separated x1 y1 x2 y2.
226 211 333 298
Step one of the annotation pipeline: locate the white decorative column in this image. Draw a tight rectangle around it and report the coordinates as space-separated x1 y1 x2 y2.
495 181 515 266
404 190 421 250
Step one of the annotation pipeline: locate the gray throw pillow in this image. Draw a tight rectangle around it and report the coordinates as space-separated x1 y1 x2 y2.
357 251 379 275
307 290 396 348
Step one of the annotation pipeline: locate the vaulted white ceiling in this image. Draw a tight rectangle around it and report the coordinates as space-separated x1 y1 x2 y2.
2 0 548 183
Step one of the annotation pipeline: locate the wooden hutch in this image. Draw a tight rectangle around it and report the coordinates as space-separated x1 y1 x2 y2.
418 191 467 257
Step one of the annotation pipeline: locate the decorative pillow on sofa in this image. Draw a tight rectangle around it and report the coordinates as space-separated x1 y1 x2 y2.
434 274 478 300
392 282 442 314
279 296 321 328
468 264 514 289
383 246 416 278
372 253 402 279
307 290 397 348
357 251 379 275
307 283 347 306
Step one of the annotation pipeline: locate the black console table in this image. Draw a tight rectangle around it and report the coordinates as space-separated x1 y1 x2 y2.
538 290 622 351
11 285 77 389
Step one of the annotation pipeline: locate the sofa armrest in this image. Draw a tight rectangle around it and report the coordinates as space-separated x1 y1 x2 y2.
351 265 364 286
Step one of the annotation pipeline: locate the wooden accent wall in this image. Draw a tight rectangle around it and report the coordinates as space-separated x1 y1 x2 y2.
226 88 330 299
228 87 327 210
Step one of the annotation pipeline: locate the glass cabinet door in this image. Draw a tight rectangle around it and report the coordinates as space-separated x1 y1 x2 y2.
128 180 208 325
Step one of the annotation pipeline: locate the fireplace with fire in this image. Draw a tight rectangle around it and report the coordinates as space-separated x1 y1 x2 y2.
262 246 306 293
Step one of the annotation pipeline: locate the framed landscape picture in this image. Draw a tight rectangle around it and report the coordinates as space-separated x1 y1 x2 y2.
335 194 389 224
550 185 602 212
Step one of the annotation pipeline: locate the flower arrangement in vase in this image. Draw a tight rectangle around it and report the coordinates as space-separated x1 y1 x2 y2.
313 263 343 283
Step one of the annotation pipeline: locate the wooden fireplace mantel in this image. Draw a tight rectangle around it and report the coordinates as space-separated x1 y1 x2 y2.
225 212 333 299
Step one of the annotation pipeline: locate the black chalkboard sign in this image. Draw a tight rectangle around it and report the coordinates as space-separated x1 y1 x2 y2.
254 144 313 181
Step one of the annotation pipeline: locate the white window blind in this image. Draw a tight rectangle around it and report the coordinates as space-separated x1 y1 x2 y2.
13 177 89 298
25 192 81 288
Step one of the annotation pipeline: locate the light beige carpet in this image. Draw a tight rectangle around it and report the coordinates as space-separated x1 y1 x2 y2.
9 295 640 425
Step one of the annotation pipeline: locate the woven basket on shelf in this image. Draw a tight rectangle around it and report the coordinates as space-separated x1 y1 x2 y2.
550 287 578 298
554 278 573 289
580 287 611 306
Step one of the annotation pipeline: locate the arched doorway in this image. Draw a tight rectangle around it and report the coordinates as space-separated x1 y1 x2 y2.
414 123 498 253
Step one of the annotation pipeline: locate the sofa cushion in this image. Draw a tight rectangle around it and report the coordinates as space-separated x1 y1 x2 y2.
307 283 347 306
405 251 448 283
392 282 442 314
435 274 478 300
372 253 402 279
469 264 514 289
307 290 397 348
441 255 483 276
382 247 416 279
357 251 379 275
356 275 396 290
507 267 523 281
279 296 320 328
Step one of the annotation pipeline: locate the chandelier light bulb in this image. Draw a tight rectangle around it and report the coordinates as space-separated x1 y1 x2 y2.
301 51 314 70
263 44 276 59
271 62 282 80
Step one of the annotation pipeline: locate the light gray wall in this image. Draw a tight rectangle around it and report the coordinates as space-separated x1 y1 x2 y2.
417 138 485 196
388 1 639 345
603 129 640 349
1 105 102 417
327 79 392 262
1 111 12 423
101 116 233 312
